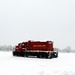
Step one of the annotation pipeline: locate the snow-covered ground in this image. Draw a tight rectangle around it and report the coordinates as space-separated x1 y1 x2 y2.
0 51 75 75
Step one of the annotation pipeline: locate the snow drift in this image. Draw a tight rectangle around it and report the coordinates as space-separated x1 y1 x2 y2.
0 51 75 75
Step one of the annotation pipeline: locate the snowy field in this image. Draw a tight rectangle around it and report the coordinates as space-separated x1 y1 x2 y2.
0 51 75 75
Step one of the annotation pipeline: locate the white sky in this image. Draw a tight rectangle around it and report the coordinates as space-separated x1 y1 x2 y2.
0 0 75 49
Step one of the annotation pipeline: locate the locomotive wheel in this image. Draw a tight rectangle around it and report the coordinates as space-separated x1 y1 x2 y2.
45 55 48 58
37 55 40 58
19 52 24 57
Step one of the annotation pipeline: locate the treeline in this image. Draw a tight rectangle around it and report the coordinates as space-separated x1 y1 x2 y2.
0 45 14 51
55 46 75 53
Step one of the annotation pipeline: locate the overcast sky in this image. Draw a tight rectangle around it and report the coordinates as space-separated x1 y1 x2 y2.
0 0 75 49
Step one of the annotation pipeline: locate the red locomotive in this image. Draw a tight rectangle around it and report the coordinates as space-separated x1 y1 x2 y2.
13 40 58 58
